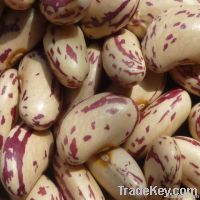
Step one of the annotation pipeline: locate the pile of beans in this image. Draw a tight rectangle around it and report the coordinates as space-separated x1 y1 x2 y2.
0 0 200 200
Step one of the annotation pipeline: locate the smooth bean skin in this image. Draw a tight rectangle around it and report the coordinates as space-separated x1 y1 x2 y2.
4 0 35 10
53 154 105 200
64 43 102 111
0 69 19 151
107 70 166 110
57 92 139 165
43 25 89 88
189 103 200 141
18 51 62 131
81 0 139 39
87 147 147 200
0 8 46 73
144 136 182 189
170 65 200 97
24 175 64 200
124 89 191 159
102 29 146 88
142 5 200 73
0 124 54 199
128 0 200 39
39 0 91 25
174 136 200 193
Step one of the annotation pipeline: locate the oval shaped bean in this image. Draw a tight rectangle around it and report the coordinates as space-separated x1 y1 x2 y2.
0 8 46 73
174 136 200 193
57 92 139 165
189 103 200 141
53 154 105 200
127 0 200 39
170 65 200 96
24 175 64 200
107 70 166 110
0 69 19 151
102 29 146 88
87 147 147 200
39 0 91 25
4 0 35 10
18 51 62 131
64 43 102 111
144 136 182 189
43 25 89 88
142 5 200 73
0 123 54 199
124 89 191 159
81 0 139 39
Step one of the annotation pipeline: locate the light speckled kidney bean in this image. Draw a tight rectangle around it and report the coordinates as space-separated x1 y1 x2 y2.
127 0 200 39
188 103 200 141
24 175 64 200
4 0 35 10
39 0 91 25
57 92 138 165
0 69 18 151
0 8 46 73
53 154 105 200
102 29 146 88
81 0 139 39
64 43 102 111
142 5 200 73
0 123 54 199
170 65 200 96
43 25 89 88
174 136 200 193
144 136 182 189
18 51 62 131
107 70 166 110
124 89 191 159
87 147 147 200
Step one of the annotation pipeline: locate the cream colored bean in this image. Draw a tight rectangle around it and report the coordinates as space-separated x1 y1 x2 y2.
0 123 54 199
144 136 182 189
57 92 138 165
24 175 64 200
0 8 46 73
81 0 139 39
189 103 200 141
87 147 147 200
53 154 105 200
64 43 102 111
18 51 62 131
0 69 19 151
40 0 91 25
43 25 89 88
170 65 200 97
124 89 191 159
128 0 200 39
102 29 146 88
142 5 200 73
177 192 196 200
174 136 200 193
4 0 35 10
107 70 166 110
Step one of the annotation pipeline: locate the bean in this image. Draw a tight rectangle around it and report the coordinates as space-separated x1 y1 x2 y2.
102 29 146 88
18 51 62 131
57 92 139 165
0 123 54 199
43 25 89 88
53 154 105 200
124 89 191 159
39 0 91 25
